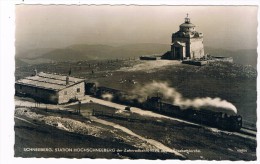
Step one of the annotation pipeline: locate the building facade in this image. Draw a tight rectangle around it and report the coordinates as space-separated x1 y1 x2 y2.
15 72 85 104
162 15 205 60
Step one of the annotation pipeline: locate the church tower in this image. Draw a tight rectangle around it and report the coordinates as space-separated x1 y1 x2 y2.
170 14 204 60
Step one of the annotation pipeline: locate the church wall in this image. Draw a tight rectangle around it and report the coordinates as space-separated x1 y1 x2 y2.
189 38 204 59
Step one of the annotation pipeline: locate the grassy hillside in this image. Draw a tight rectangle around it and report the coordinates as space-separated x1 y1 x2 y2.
15 58 28 67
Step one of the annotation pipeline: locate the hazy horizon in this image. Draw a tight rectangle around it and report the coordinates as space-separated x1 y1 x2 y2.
16 5 258 56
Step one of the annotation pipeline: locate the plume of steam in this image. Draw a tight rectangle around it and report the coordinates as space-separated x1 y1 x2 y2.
101 93 114 101
131 81 237 115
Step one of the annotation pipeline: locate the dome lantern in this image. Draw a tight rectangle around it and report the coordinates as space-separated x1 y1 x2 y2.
185 13 190 23
179 14 196 32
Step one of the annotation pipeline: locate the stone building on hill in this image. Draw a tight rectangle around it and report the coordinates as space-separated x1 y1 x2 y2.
15 71 85 104
162 14 205 60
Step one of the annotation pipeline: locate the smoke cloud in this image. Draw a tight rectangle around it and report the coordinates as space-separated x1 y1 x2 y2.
131 81 237 115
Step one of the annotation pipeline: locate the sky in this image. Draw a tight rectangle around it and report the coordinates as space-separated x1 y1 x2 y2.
15 5 258 51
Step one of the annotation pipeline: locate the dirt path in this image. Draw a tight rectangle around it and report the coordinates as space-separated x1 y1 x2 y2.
90 116 185 158
14 116 37 126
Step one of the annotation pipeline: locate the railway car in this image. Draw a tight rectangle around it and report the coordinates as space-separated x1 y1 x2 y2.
144 96 242 131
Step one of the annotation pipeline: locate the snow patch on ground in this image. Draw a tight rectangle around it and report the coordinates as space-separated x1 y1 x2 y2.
15 107 105 138
209 128 221 133
57 122 70 131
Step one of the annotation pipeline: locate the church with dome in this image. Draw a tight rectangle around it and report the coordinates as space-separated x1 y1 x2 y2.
162 14 205 60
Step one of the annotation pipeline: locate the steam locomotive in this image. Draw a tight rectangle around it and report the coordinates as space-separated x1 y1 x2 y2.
85 83 242 131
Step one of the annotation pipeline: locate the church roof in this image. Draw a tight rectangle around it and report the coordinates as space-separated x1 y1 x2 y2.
180 22 195 28
15 72 85 91
180 14 196 28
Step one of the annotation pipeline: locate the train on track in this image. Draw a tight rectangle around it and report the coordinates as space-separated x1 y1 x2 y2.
85 83 243 131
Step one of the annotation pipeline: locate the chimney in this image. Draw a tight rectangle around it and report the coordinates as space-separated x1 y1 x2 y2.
34 69 38 76
66 76 69 85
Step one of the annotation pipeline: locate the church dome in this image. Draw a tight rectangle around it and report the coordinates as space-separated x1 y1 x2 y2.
180 22 195 28
179 14 196 33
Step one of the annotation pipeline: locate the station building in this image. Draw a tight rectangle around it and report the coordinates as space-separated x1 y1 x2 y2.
15 71 85 104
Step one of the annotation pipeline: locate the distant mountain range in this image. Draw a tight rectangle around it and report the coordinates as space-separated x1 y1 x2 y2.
17 43 170 60
16 43 257 68
204 47 257 68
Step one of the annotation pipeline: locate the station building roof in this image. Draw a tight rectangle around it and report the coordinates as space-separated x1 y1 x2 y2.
15 72 85 91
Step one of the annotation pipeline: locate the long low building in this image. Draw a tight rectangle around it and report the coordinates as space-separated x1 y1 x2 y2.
15 72 85 104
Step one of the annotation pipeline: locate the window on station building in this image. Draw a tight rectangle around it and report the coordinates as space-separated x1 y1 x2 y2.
77 88 80 93
35 88 38 93
19 85 22 89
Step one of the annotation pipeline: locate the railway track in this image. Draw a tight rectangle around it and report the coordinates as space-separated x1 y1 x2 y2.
83 95 258 140
239 128 257 137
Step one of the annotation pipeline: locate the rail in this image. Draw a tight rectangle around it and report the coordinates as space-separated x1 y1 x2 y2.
92 109 146 122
